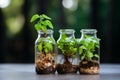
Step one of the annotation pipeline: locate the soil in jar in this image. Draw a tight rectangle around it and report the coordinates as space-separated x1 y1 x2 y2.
57 56 78 74
79 60 99 74
35 53 56 74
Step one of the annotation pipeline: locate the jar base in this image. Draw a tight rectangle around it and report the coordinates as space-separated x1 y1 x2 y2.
57 63 78 74
36 66 56 74
79 60 99 74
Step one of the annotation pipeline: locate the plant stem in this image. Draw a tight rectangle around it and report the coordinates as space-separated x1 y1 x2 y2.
44 33 47 38
42 32 47 54
64 56 70 64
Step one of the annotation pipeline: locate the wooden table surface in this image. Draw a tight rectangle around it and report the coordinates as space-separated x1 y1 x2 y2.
0 64 120 80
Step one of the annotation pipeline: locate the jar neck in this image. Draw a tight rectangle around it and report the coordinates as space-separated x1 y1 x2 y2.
81 29 97 38
59 29 75 38
37 30 53 38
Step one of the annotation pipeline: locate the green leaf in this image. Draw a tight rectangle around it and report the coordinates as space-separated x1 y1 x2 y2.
61 34 67 39
39 15 43 20
94 54 99 58
41 26 47 32
79 47 83 54
30 14 39 22
84 35 90 38
44 48 48 54
79 35 100 61
70 47 77 54
45 20 53 29
34 23 41 31
44 42 53 51
73 48 77 53
95 44 100 48
41 21 47 26
80 39 86 45
88 41 94 50
30 14 54 33
81 54 85 61
42 14 51 20
80 46 86 50
37 38 43 43
57 34 78 56
87 51 93 60
38 43 42 51
47 38 55 44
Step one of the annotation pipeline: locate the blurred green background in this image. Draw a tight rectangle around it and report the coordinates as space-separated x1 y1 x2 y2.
0 0 120 63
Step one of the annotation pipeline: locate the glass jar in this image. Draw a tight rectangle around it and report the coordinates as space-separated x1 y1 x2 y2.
79 29 100 74
57 29 78 74
35 30 57 74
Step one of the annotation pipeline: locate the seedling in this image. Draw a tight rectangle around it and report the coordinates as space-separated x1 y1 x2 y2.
30 14 54 54
57 34 78 62
79 35 100 74
79 35 100 61
30 14 53 32
30 14 56 74
57 33 78 74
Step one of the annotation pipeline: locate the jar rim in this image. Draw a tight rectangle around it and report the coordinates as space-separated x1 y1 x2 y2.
37 29 53 34
80 29 97 33
59 29 75 33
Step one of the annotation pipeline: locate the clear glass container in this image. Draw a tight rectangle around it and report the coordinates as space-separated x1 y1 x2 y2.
79 29 100 74
57 29 78 74
35 30 57 74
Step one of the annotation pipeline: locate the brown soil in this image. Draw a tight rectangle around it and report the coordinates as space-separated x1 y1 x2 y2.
79 60 99 74
36 66 56 74
57 63 78 74
35 53 56 74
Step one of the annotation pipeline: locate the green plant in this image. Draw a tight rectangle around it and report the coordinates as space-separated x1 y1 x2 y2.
57 34 78 63
30 14 54 54
30 14 53 32
79 35 100 61
37 37 55 54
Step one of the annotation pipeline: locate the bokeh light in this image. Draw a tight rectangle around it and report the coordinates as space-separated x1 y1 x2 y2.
62 0 78 11
0 0 10 8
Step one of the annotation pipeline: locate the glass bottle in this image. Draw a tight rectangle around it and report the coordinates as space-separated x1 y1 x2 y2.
57 29 78 74
35 30 57 74
79 29 100 74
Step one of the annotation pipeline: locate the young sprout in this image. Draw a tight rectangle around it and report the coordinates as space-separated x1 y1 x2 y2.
79 35 100 61
30 14 54 54
57 34 78 58
30 14 53 32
